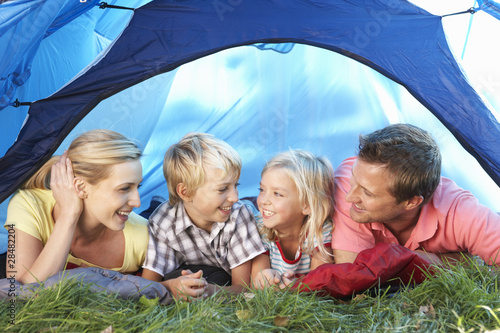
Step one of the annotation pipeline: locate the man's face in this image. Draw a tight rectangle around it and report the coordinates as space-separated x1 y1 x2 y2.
345 159 408 224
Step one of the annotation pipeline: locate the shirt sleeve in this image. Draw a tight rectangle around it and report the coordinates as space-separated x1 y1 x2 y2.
142 205 178 276
331 157 377 253
442 181 500 266
226 203 266 269
5 190 52 244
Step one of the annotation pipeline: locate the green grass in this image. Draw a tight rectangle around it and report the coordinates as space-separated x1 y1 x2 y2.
2 261 500 332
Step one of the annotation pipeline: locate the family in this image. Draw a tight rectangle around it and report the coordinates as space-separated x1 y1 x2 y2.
4 124 500 300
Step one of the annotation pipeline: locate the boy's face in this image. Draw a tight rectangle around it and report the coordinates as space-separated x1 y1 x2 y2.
183 165 239 231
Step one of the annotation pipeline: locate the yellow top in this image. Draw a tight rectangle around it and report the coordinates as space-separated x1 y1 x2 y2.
5 189 148 273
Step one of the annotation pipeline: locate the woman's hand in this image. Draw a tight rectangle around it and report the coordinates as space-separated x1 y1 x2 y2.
51 151 83 221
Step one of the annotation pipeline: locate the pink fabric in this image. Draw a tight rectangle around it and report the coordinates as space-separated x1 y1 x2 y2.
293 242 433 298
332 157 500 265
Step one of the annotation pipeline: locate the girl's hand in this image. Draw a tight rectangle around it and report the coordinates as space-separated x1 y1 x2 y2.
50 151 83 220
279 270 297 289
252 268 281 289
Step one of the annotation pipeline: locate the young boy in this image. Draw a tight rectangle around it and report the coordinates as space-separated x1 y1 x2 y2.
142 133 265 299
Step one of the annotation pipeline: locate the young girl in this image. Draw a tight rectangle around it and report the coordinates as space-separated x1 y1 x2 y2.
250 149 335 288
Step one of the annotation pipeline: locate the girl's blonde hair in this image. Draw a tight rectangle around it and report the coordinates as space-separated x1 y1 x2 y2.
260 149 335 262
22 129 142 189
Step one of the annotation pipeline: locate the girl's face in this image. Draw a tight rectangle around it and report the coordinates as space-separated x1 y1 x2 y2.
83 160 142 230
257 168 309 233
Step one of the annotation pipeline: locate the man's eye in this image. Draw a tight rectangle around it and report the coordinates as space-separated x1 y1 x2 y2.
274 192 282 197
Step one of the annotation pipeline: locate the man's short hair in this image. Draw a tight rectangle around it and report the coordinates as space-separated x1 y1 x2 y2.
163 133 242 205
357 123 441 205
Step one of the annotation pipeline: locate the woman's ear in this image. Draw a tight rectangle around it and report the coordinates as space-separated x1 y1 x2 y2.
74 177 88 199
176 183 191 202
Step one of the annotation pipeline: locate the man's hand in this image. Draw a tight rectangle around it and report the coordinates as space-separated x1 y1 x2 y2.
414 250 442 265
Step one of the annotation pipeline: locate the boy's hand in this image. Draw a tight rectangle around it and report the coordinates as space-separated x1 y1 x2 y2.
252 268 281 289
162 270 207 300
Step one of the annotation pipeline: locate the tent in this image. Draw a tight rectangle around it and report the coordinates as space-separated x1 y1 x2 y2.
1 0 500 253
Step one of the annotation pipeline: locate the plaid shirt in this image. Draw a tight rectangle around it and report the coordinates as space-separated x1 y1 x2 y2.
143 200 265 276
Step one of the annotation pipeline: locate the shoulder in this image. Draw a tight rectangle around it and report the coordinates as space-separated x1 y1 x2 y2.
334 157 356 178
322 219 333 233
126 212 148 228
6 189 55 241
230 201 257 224
231 200 251 215
240 198 259 215
124 213 148 243
149 201 178 224
9 188 54 206
7 188 55 220
428 177 479 211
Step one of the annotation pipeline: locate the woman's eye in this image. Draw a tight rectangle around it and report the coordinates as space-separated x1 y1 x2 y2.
274 192 282 197
120 187 131 192
218 187 228 192
258 187 263 192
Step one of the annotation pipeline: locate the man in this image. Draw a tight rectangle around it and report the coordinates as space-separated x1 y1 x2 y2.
332 123 500 265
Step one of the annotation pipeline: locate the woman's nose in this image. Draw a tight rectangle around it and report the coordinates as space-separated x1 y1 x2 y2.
129 189 141 208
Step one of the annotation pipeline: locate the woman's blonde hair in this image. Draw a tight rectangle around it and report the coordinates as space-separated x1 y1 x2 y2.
22 129 142 189
260 149 335 262
163 132 242 205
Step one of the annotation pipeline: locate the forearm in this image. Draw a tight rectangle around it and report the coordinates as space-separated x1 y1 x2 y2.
250 254 271 281
142 268 163 282
17 222 76 284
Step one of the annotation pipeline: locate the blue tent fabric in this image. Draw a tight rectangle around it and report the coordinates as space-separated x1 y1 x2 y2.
478 0 500 20
0 0 101 110
1 0 499 203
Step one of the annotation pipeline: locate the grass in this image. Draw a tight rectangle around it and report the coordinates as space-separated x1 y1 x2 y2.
2 260 500 332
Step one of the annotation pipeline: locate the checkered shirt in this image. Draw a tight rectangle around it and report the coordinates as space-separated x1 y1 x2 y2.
143 200 265 276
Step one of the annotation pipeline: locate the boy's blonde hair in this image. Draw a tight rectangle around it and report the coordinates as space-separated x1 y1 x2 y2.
163 133 242 205
260 149 334 262
23 129 142 189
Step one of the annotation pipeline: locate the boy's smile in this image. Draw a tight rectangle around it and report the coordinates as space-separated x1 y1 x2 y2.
183 165 239 232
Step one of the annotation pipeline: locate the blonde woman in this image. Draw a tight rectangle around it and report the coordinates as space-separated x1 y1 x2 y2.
5 130 148 284
250 149 335 288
